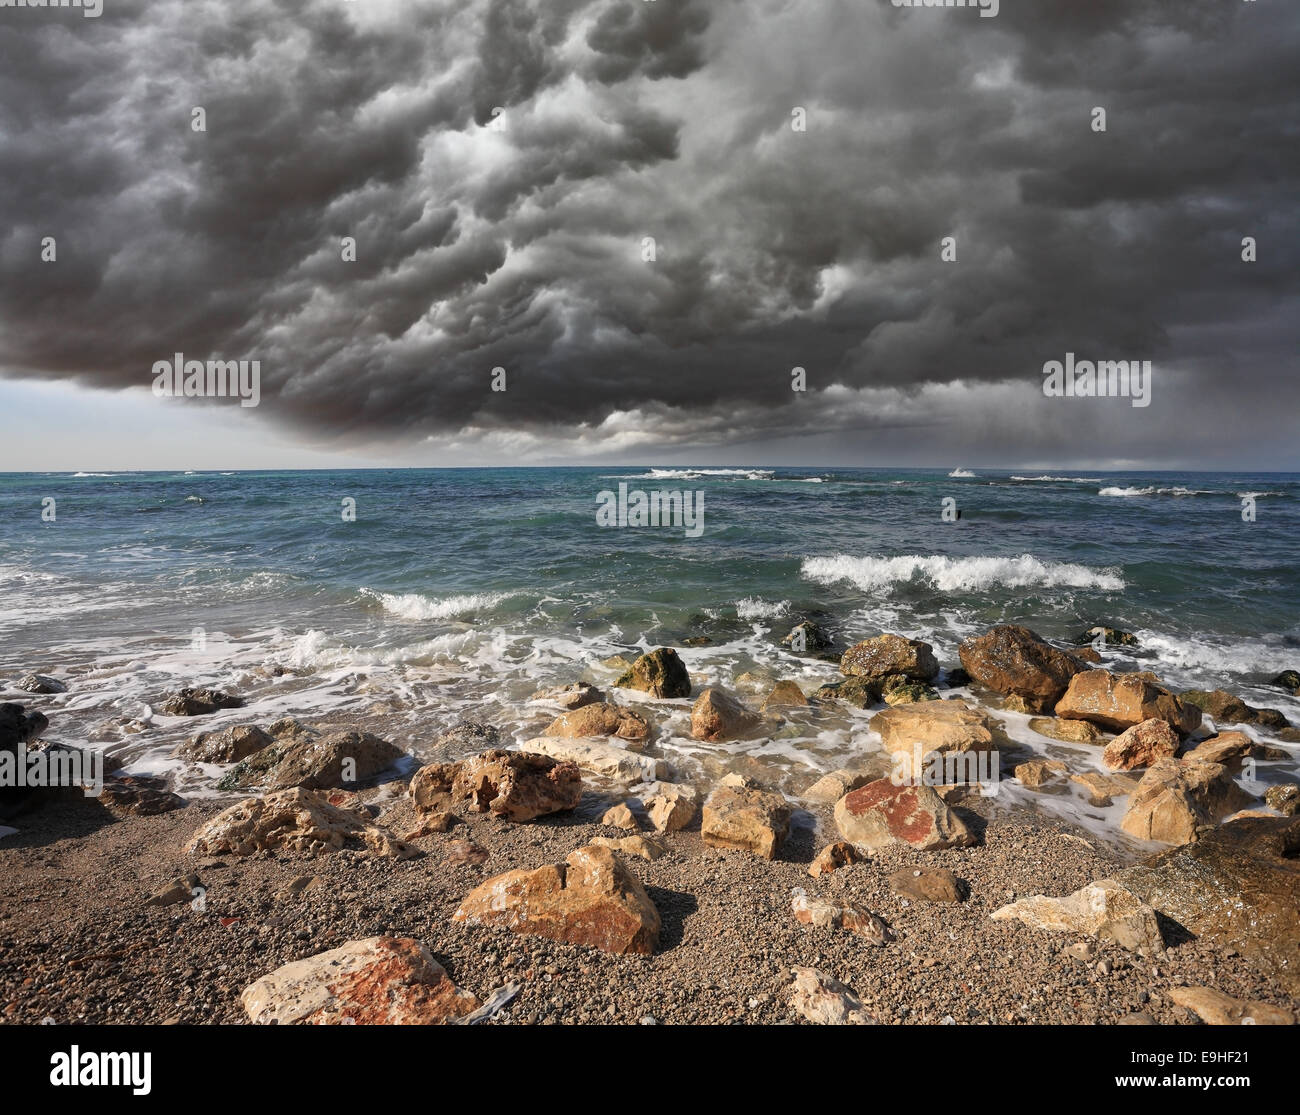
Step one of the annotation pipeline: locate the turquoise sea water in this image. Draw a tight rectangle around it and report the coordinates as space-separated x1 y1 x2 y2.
1 466 1297 833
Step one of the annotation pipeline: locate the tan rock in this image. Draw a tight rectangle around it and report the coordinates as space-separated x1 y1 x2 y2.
1120 757 1252 845
1070 770 1142 807
834 779 976 852
840 634 938 682
410 749 582 822
957 625 1089 711
1055 670 1201 736
791 889 892 945
869 699 1002 761
803 769 875 804
1190 731 1287 766
404 810 456 839
888 867 963 903
1167 986 1294 1026
762 680 810 711
600 802 638 830
452 844 661 955
789 967 874 1025
1028 716 1105 744
808 841 862 877
641 782 699 833
241 937 479 1025
1264 784 1299 816
1102 718 1180 771
589 835 666 861
530 682 604 710
542 702 650 743
690 688 763 741
522 737 670 784
991 879 1164 954
1015 759 1067 788
187 786 416 859
701 777 791 859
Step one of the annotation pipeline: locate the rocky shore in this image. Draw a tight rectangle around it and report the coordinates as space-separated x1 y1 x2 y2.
1 627 1297 1025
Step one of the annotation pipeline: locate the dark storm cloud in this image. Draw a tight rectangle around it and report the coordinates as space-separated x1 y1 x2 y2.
0 0 1296 462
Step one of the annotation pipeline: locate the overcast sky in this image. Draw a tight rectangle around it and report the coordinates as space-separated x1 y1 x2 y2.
1 0 1296 472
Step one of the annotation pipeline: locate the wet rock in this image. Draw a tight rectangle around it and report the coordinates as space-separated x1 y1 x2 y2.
1268 669 1300 692
1187 731 1287 766
1166 986 1293 1026
180 724 273 765
523 737 670 784
242 937 479 1025
812 677 881 709
1056 670 1202 736
991 879 1164 954
16 674 66 694
762 680 809 711
1069 770 1141 807
453 844 661 956
1028 716 1106 744
1116 816 1300 993
881 679 940 705
840 634 938 682
701 775 791 859
188 786 416 858
789 967 873 1025
808 841 862 877
542 702 650 743
869 699 1002 761
888 867 963 903
410 750 582 822
834 779 976 852
615 648 691 699
690 688 763 741
1120 757 1251 845
220 729 404 792
1015 759 1067 788
1264 783 1298 816
1181 689 1289 731
1102 718 1180 772
529 682 604 711
958 625 1089 711
159 687 244 716
791 889 892 945
782 620 834 654
1075 625 1138 648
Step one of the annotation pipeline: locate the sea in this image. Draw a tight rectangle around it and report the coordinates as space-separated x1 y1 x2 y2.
2 466 1297 844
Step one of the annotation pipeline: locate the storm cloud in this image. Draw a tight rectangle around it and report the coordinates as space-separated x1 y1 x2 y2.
0 0 1296 464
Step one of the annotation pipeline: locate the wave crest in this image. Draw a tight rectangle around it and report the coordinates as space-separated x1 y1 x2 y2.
801 553 1125 594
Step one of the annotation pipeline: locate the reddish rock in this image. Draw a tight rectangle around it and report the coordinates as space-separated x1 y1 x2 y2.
452 844 661 956
834 779 976 852
409 749 582 822
241 937 479 1024
1102 718 1180 771
957 625 1089 712
809 841 862 878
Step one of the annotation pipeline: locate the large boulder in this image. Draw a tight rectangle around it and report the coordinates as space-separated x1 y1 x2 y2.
1055 670 1201 736
159 687 243 716
1116 816 1300 994
840 634 938 682
869 700 1002 762
1119 757 1251 845
834 779 976 852
409 750 582 822
991 879 1164 954
241 937 479 1025
701 775 791 859
180 724 273 764
1102 718 1180 771
542 702 650 743
1166 986 1294 1026
957 625 1088 712
187 786 416 858
219 729 404 792
615 648 691 698
452 843 660 955
690 688 763 741
522 737 670 784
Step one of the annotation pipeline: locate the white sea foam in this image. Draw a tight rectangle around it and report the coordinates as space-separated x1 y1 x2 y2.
70 472 117 478
735 597 790 620
617 468 775 482
801 553 1125 594
1011 475 1103 483
948 468 976 478
1098 486 1215 497
361 589 511 620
